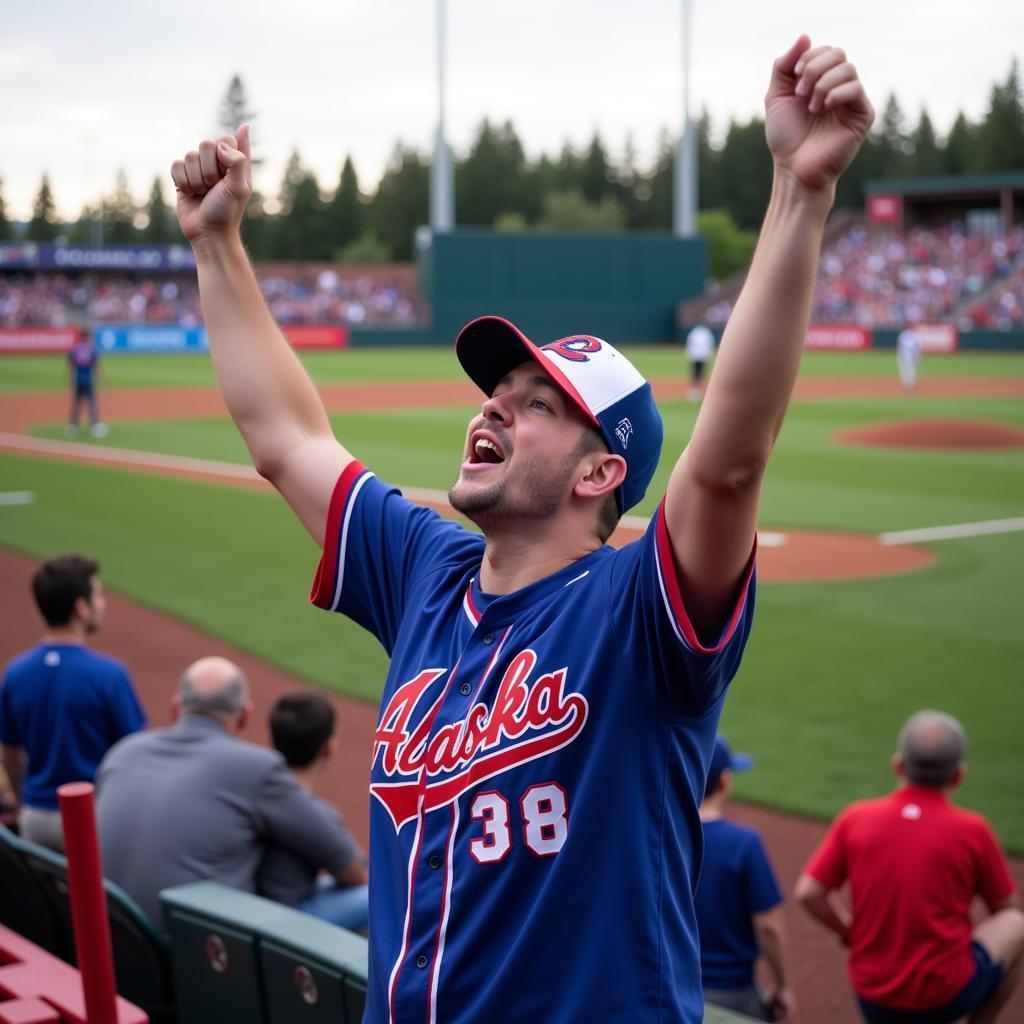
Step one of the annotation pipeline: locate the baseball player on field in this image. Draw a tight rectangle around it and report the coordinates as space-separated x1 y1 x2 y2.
171 36 871 1024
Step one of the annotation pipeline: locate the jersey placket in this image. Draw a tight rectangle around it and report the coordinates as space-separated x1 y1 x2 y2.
390 612 512 1024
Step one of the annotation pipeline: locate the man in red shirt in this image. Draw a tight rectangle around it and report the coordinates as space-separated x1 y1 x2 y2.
795 711 1024 1023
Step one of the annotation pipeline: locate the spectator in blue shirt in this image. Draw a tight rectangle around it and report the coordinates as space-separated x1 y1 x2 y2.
0 554 145 851
695 737 794 1021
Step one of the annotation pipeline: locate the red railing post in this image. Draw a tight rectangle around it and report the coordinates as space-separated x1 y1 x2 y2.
57 781 118 1024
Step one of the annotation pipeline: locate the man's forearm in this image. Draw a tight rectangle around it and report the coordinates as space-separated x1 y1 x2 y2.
192 234 334 479
799 890 851 943
755 919 790 988
1 745 24 807
689 172 832 478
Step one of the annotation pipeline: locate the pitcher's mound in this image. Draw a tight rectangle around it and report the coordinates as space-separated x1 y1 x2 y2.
836 418 1024 450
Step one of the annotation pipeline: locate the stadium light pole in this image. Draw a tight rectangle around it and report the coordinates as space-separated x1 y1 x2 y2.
673 0 697 238
430 0 455 232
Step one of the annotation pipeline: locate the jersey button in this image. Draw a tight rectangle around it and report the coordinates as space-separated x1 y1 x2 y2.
416 954 429 969
428 854 441 869
459 682 471 696
482 633 495 645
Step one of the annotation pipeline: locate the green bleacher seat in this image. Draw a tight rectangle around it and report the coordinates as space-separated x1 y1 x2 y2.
0 826 69 961
161 880 368 1024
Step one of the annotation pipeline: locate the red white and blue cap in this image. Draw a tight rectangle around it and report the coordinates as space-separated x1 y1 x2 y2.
455 315 664 514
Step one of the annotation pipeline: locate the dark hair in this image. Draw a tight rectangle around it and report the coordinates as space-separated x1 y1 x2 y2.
32 554 99 627
703 771 724 800
575 426 622 543
269 692 336 768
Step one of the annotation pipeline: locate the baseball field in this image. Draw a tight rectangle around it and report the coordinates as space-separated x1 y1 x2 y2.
1 345 1023 857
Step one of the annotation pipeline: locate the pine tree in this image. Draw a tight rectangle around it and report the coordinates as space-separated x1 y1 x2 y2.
876 94 911 177
142 177 175 243
275 152 329 259
943 113 976 175
909 110 943 176
102 169 138 244
580 132 612 205
0 176 9 240
27 174 59 241
975 61 1024 172
217 74 262 166
367 143 429 261
325 156 364 252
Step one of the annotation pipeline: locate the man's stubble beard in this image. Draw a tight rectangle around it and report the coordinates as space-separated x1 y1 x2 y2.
448 449 576 528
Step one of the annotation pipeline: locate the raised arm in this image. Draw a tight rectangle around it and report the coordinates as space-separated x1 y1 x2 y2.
171 125 352 542
665 37 873 639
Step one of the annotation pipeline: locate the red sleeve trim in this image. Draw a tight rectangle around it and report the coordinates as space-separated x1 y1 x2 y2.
654 499 756 655
310 460 368 610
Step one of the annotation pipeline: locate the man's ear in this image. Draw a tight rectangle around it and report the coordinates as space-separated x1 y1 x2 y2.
170 694 181 721
574 452 626 502
892 753 904 779
235 701 253 734
320 735 338 763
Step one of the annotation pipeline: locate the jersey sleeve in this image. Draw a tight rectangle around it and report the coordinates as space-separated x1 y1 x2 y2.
310 461 480 653
745 832 785 914
803 812 849 891
105 667 147 743
606 499 756 719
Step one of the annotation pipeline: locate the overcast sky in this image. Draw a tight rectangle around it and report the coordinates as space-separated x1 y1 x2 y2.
2 0 1021 222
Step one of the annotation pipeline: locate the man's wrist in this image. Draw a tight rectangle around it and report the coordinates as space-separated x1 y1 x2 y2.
770 165 836 220
190 230 247 267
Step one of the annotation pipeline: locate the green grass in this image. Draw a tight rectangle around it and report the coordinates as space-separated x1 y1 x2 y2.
4 350 1024 849
4 347 1024 393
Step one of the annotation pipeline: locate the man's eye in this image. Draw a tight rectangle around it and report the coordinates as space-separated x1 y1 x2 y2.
530 398 551 411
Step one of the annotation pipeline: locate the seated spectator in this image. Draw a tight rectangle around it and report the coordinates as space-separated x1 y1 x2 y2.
96 656 361 929
695 737 794 1022
258 692 369 932
796 710 1024 1024
0 554 145 851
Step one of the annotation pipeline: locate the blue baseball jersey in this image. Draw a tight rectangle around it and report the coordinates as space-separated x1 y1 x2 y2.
68 339 98 390
694 818 784 989
312 462 756 1024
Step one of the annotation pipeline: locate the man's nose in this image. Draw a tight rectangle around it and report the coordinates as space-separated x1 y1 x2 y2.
481 392 511 424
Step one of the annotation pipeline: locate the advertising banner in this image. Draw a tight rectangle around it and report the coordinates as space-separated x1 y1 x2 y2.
867 194 901 224
281 325 350 349
95 325 209 353
0 244 197 273
909 323 959 353
0 327 79 354
805 325 873 350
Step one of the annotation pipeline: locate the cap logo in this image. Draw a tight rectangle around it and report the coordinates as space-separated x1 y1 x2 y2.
614 417 633 450
543 338 602 363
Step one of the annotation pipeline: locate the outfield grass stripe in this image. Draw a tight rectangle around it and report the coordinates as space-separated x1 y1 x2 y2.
880 517 1024 544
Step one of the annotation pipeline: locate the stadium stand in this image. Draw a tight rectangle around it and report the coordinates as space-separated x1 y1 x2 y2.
0 265 424 329
690 222 1024 332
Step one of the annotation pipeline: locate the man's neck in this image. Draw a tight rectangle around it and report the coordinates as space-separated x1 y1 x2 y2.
289 765 319 794
42 624 86 645
478 520 602 595
699 797 727 822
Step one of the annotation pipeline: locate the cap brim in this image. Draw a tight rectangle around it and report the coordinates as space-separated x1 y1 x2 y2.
731 753 754 772
455 316 599 428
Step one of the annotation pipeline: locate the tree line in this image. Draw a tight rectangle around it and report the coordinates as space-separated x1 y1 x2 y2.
1 63 1021 281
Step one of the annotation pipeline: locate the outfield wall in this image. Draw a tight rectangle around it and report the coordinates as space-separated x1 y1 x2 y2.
422 230 708 343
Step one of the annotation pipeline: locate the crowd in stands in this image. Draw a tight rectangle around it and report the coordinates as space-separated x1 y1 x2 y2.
0 268 421 329
702 222 1024 331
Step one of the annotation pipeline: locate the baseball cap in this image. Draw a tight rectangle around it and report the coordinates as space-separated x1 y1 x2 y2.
707 736 754 789
455 315 664 513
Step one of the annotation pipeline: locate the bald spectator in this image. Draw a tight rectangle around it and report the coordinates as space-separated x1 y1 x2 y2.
96 657 362 929
796 711 1024 1024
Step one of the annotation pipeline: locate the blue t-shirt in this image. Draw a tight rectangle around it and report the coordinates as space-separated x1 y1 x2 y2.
695 817 783 989
311 464 757 1024
0 643 146 809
